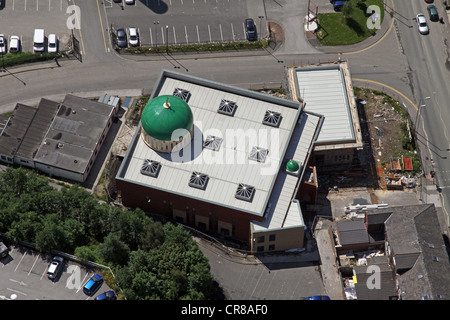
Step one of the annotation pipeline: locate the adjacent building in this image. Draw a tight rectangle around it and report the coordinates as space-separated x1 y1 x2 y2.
0 94 118 183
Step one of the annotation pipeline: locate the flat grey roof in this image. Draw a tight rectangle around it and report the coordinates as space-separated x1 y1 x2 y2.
33 95 115 174
117 70 320 219
294 64 355 145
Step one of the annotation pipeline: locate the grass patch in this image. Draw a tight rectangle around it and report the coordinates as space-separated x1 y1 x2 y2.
124 40 269 54
316 0 384 46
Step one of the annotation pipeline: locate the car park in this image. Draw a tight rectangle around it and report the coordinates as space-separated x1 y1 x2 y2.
116 28 127 48
0 34 6 54
128 27 139 46
416 14 429 34
48 34 58 53
83 274 103 296
9 36 20 53
46 256 64 280
427 5 439 21
244 18 257 41
95 290 117 300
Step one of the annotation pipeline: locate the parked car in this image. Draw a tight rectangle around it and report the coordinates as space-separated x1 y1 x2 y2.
116 28 127 48
9 36 20 53
305 295 331 300
95 290 117 300
0 242 9 259
125 0 135 4
244 18 257 41
427 5 439 21
128 27 139 46
331 0 345 11
48 34 58 53
0 34 6 54
83 274 103 296
416 14 429 34
47 256 64 280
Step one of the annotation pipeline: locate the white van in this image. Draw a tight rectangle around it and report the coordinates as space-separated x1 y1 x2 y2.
33 29 45 52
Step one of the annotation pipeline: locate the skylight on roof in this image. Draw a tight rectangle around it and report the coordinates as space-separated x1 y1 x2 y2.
189 171 209 190
249 147 268 163
140 159 161 178
263 110 282 127
173 88 191 102
218 99 237 116
235 183 255 202
203 135 223 151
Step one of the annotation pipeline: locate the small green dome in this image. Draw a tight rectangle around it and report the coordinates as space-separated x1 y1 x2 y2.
141 95 194 141
286 160 299 172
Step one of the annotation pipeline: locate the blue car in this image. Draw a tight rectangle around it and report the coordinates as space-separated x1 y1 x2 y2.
245 18 257 41
83 274 103 296
95 290 117 300
305 295 331 300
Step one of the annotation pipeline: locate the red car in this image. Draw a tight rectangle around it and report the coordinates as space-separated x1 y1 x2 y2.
425 0 433 3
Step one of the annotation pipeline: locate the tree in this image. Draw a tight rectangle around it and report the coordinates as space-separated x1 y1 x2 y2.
97 233 130 266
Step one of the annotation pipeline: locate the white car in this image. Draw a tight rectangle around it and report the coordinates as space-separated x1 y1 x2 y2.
128 27 139 46
416 14 429 35
125 0 135 4
9 36 20 53
48 34 58 53
0 34 6 54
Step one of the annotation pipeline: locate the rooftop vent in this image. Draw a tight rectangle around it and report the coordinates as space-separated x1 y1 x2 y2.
235 183 255 202
189 171 209 190
140 159 161 178
203 135 223 151
218 99 237 116
249 147 268 163
263 110 282 127
172 88 191 102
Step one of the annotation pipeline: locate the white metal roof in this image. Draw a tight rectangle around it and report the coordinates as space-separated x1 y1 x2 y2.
294 65 355 144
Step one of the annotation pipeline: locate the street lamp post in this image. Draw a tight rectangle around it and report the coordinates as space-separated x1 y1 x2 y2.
414 96 431 132
153 21 160 51
166 25 169 54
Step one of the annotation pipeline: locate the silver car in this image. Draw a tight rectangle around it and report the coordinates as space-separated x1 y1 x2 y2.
9 36 20 53
416 14 429 35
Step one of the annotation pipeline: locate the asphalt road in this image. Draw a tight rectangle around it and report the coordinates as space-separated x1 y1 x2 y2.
392 1 450 227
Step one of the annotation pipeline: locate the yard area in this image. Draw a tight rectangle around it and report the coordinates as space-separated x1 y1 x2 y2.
354 88 421 189
315 0 385 46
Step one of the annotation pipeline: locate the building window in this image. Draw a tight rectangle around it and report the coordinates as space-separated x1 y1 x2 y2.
269 234 276 242
257 246 264 252
268 245 275 251
257 236 265 243
221 228 230 236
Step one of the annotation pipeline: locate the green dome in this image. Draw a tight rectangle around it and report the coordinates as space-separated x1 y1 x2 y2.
141 95 194 141
286 160 299 172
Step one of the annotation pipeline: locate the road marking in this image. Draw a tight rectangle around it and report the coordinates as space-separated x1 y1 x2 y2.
196 25 200 43
96 0 108 53
14 251 27 272
7 288 27 296
219 23 223 42
208 24 212 42
173 26 177 44
185 25 189 44
231 23 235 41
28 255 39 276
149 27 153 46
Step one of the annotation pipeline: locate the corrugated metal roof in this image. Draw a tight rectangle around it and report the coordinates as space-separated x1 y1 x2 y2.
294 65 355 144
